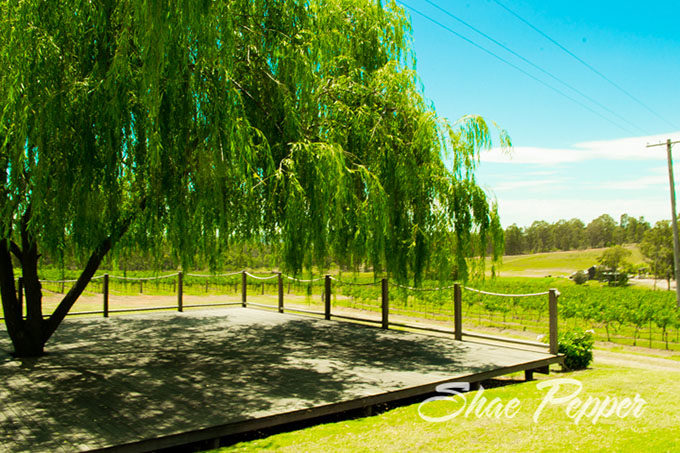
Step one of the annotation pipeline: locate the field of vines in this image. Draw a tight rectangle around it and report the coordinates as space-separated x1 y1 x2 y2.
335 277 680 351
7 270 680 352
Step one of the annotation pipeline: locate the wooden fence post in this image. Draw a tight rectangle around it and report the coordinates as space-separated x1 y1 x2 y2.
454 283 462 341
549 289 558 355
381 278 389 329
277 272 284 313
17 277 23 318
178 272 183 312
324 275 331 320
103 274 109 318
242 270 247 308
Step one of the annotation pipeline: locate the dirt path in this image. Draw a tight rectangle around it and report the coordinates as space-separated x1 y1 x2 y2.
594 349 680 372
628 277 674 290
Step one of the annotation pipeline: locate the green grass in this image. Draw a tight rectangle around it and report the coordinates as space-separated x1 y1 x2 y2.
493 245 645 277
214 363 680 452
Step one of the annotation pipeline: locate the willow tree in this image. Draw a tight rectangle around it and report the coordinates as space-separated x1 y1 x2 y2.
0 0 507 357
269 0 509 283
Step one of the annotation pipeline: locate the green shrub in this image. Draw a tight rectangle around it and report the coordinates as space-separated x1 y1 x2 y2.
572 270 588 285
558 328 594 370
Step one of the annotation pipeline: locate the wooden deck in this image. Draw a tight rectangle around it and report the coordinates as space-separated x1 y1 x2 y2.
0 307 561 452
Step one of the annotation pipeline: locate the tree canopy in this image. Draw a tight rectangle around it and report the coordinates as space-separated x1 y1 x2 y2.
503 214 651 255
640 221 674 286
597 245 631 273
0 0 507 356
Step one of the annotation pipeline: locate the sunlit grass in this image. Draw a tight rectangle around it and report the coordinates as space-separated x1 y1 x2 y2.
493 245 645 277
214 363 680 452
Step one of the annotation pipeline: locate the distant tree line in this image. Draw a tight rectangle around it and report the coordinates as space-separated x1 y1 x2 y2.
504 214 651 255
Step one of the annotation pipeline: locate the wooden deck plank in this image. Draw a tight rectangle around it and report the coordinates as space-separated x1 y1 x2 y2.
0 307 560 452
5 364 111 452
3 375 67 450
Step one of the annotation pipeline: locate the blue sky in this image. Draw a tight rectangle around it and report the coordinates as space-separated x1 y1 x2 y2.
400 0 680 227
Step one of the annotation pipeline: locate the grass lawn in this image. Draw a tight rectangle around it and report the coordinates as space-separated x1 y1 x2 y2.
493 245 644 277
214 362 679 452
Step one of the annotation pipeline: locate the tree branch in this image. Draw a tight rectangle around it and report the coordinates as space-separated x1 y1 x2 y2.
43 205 141 343
229 78 284 136
9 241 22 263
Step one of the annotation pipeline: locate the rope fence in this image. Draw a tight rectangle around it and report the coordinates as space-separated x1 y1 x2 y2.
330 276 381 286
244 272 279 281
11 271 560 354
109 273 179 281
185 271 243 278
282 274 325 283
389 281 457 291
463 286 553 298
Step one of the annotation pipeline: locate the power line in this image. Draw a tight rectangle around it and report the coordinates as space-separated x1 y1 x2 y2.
396 1 638 135
422 0 649 135
491 0 678 130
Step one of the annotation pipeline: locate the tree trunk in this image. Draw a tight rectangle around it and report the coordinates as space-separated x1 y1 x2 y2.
0 240 45 356
42 234 116 343
1 209 135 357
20 220 46 355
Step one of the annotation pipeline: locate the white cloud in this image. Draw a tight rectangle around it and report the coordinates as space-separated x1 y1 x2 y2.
599 174 668 191
493 179 560 192
481 146 582 164
526 170 558 176
478 134 680 226
481 131 680 165
572 166 670 191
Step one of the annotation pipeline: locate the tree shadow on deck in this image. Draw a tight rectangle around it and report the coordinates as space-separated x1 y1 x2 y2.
0 308 509 452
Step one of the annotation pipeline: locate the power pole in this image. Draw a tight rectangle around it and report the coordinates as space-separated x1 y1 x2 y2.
648 138 680 308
